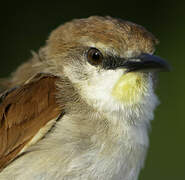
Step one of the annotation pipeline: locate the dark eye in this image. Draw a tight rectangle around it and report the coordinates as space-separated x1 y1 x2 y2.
87 48 103 66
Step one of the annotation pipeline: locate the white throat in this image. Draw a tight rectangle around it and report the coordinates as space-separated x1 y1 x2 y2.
63 66 159 180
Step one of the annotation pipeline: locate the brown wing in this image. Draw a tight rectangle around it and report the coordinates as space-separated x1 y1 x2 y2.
0 73 63 170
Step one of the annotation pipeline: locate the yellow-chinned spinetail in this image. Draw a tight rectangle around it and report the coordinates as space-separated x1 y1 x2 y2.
0 16 170 180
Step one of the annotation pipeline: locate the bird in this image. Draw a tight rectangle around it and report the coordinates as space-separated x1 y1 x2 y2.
0 16 170 180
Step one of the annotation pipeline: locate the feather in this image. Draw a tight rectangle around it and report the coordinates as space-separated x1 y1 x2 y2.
0 73 63 170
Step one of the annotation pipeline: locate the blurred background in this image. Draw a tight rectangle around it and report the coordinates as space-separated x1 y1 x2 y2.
0 1 184 179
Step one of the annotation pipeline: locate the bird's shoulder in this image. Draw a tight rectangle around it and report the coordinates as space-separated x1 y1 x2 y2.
0 73 64 170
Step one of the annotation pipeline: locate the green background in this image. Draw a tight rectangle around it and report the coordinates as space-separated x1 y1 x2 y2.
0 1 184 179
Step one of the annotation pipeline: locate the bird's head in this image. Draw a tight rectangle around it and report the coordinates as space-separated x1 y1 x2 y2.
43 16 169 114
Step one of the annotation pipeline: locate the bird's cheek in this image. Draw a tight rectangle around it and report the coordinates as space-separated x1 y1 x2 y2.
111 72 149 104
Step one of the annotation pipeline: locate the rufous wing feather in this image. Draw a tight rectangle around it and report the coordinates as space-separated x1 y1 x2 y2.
0 74 63 170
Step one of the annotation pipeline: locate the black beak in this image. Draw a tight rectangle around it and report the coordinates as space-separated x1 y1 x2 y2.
122 53 171 72
102 53 170 72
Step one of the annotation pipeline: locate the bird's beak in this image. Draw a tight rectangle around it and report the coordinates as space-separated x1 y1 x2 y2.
122 53 171 73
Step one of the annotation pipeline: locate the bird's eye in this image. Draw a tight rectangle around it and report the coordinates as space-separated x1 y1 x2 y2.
87 48 103 66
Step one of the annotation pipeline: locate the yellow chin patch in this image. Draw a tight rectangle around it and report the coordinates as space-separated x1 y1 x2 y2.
112 72 147 104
